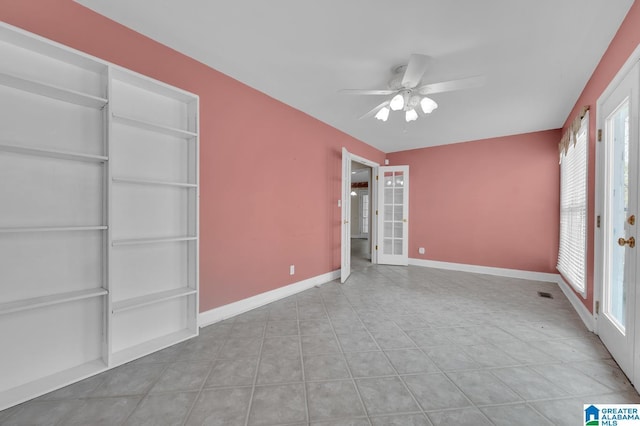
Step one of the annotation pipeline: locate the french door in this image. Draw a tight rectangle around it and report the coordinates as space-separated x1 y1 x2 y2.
598 60 639 384
377 166 409 266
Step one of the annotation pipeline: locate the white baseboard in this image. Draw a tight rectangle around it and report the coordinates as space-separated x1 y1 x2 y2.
199 270 340 327
557 275 595 331
408 258 595 331
408 258 559 283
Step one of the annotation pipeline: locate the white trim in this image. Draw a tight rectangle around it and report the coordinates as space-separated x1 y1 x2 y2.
199 270 340 327
408 258 559 282
557 276 596 331
348 152 380 266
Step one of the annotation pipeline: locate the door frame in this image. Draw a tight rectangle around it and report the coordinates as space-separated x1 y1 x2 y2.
341 148 380 283
594 44 640 384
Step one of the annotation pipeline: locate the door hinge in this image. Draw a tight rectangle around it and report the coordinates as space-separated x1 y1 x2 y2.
375 210 378 216
376 175 378 181
597 215 601 228
595 300 600 315
375 245 378 251
598 129 602 142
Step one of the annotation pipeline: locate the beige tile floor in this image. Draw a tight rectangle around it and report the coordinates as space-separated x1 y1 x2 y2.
1 243 638 425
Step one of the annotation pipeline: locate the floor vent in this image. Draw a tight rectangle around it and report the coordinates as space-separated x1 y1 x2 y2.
538 291 553 299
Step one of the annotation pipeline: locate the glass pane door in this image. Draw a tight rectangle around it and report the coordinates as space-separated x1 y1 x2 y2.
606 99 630 332
378 166 409 266
598 59 639 384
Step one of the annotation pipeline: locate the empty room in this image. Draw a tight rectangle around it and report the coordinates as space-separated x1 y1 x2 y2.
2 1 640 425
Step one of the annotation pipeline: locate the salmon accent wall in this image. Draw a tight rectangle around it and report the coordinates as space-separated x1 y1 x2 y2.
562 1 640 313
0 0 385 311
387 130 561 273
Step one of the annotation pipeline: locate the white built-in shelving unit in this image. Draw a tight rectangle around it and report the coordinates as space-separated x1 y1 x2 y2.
0 23 199 410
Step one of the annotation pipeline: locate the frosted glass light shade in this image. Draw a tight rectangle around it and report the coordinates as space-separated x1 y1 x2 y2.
405 109 418 122
420 97 438 114
389 93 405 111
375 106 390 121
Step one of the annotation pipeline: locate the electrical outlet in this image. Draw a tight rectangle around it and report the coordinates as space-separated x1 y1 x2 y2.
290 265 295 275
418 247 425 255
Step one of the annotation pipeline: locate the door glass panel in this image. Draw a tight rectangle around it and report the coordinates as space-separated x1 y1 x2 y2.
394 188 403 204
394 206 403 221
394 239 403 255
394 222 403 238
383 238 393 254
384 222 392 238
384 188 393 203
606 99 630 331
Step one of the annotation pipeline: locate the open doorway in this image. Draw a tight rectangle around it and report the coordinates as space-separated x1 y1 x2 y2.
350 161 373 271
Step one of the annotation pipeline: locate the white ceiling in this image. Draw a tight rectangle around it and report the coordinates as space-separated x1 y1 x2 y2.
76 0 634 153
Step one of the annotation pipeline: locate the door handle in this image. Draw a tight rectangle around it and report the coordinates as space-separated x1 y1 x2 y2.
618 236 636 248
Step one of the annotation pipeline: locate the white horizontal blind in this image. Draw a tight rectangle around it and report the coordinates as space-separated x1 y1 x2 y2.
557 112 589 294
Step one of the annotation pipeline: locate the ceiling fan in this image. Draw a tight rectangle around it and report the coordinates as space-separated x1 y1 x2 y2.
341 54 484 122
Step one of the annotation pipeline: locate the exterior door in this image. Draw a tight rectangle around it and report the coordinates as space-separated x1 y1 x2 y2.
341 148 352 283
377 166 409 265
598 60 639 383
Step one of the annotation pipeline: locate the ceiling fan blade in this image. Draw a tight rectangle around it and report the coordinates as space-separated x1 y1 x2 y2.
359 100 390 120
340 89 396 95
416 75 486 95
401 54 431 88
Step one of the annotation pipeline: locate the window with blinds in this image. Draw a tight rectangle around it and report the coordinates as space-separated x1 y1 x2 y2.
557 112 589 295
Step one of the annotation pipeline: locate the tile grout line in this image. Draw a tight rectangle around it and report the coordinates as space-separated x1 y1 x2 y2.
331 282 431 425
340 271 499 425
243 317 268 426
180 326 233 426
319 288 373 426
294 296 311 425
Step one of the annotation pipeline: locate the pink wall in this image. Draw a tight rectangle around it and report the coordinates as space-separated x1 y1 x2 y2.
0 0 385 311
561 1 640 313
387 130 561 273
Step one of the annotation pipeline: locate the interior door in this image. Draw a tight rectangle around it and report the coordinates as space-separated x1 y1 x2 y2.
599 61 639 383
377 166 409 266
341 148 352 283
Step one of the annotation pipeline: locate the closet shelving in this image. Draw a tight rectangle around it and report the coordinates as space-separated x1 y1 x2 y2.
0 142 108 162
107 66 199 366
0 71 108 108
0 22 199 411
0 288 109 316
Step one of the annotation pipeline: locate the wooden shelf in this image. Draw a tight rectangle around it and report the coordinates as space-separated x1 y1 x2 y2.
112 177 196 188
112 113 197 139
112 235 196 247
0 142 107 162
0 226 107 234
109 329 196 367
0 288 108 316
0 72 107 109
112 288 196 314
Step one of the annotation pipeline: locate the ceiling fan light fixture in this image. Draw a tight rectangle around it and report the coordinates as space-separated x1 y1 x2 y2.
375 106 390 121
420 97 438 114
389 93 405 111
405 109 418 122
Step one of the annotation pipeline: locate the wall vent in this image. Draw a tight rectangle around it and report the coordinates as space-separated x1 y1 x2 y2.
537 291 553 299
